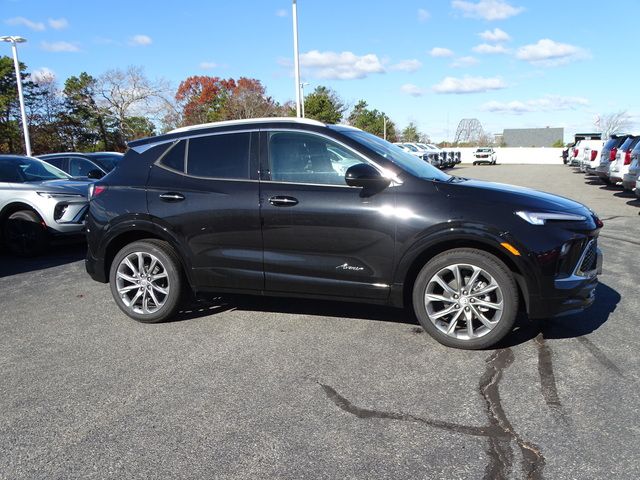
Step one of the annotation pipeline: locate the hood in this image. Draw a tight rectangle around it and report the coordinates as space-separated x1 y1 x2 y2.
25 179 91 196
441 179 588 213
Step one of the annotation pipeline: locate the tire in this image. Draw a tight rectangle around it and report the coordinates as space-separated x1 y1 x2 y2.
412 248 518 350
2 209 49 257
472 161 477 165
109 239 184 323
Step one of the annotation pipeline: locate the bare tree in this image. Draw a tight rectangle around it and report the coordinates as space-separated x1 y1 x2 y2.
596 110 632 138
96 66 173 146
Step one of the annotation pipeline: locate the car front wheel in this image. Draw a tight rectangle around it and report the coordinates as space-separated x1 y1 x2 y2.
412 248 518 349
3 209 48 257
109 240 184 323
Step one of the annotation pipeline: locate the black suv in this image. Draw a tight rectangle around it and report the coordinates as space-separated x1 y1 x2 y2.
86 118 603 349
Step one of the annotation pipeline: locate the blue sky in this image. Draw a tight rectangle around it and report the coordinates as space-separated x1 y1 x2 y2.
2 0 638 141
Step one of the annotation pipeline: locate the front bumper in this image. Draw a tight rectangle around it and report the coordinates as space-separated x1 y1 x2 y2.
528 247 603 319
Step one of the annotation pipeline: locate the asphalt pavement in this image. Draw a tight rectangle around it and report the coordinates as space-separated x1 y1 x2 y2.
1 164 638 479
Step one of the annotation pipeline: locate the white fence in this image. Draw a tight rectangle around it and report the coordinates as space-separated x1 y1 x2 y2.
454 147 564 165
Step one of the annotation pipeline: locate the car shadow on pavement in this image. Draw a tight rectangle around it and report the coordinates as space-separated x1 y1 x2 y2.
173 282 620 348
174 293 418 325
0 243 86 278
495 282 620 347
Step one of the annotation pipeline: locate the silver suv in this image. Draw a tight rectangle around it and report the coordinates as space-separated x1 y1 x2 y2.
0 155 91 256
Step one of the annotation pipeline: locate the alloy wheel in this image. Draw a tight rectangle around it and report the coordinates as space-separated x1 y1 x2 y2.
424 263 504 340
115 251 170 315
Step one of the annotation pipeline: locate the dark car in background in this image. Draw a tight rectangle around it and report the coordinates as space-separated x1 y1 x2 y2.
85 118 603 350
38 152 124 179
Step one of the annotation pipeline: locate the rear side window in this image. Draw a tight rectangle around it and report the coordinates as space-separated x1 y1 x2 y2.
187 133 250 179
44 157 66 169
159 141 186 172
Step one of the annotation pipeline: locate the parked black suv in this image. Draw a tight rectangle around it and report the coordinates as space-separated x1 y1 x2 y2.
86 118 603 349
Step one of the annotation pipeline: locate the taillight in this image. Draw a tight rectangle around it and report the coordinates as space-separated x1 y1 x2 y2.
624 150 632 165
88 184 107 199
590 150 598 161
573 148 578 157
609 148 617 161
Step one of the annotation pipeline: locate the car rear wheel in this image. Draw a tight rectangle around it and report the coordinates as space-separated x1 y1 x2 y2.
109 240 184 323
412 248 518 350
2 209 48 257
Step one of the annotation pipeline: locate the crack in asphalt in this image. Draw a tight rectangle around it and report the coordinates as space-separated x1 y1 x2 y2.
575 336 624 377
480 349 545 480
318 382 506 439
534 334 562 408
319 347 546 479
598 233 640 247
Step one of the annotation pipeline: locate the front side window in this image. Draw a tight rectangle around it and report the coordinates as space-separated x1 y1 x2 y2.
268 132 362 185
187 132 250 179
69 158 97 177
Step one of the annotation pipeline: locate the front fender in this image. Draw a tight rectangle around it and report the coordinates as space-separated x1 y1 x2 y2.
393 223 541 299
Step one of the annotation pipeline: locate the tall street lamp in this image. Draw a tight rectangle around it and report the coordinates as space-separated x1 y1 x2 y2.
292 0 302 117
0 35 31 156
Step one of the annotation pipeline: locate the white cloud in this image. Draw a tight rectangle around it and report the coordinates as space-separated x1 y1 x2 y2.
482 95 590 114
418 8 431 22
429 47 454 58
41 41 80 52
5 16 46 31
299 50 385 80
401 84 425 97
472 43 510 54
31 67 55 82
129 34 152 46
276 9 287 17
390 59 422 72
433 76 506 94
199 61 217 70
479 28 510 42
516 38 589 66
48 18 68 30
451 0 524 20
450 56 479 68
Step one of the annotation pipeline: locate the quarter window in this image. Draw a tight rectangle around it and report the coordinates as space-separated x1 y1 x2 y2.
186 132 251 179
159 140 186 172
268 132 362 185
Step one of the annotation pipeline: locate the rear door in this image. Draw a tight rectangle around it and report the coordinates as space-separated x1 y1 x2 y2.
146 131 263 291
259 129 396 300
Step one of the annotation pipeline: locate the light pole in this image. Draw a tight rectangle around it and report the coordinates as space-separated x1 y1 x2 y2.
292 0 302 117
300 82 309 117
0 36 31 156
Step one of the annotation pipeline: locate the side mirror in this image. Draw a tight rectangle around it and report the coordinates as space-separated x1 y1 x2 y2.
345 163 391 191
87 169 104 179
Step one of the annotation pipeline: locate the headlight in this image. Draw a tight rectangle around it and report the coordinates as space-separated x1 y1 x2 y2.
515 211 587 225
37 191 83 199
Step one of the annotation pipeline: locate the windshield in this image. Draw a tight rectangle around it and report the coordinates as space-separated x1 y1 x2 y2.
341 130 450 181
0 156 70 183
403 143 418 152
89 154 122 171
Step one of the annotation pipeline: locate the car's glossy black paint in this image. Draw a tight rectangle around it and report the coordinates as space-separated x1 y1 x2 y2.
86 120 602 320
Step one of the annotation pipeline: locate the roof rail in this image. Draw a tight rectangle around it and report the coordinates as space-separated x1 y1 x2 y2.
169 117 325 134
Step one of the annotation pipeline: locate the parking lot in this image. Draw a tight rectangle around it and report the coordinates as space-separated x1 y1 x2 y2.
1 164 638 479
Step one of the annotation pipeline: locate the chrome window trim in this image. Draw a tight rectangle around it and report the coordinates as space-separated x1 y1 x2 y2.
131 128 260 154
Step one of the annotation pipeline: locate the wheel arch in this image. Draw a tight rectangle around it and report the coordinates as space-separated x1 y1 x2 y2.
395 235 533 315
101 221 194 288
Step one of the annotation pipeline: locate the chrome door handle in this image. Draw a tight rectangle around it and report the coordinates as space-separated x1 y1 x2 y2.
268 196 298 207
159 192 185 202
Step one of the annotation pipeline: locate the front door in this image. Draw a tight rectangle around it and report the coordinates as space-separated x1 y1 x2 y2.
259 130 396 300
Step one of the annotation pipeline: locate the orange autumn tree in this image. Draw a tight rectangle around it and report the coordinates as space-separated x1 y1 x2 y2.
175 76 285 127
175 76 236 126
